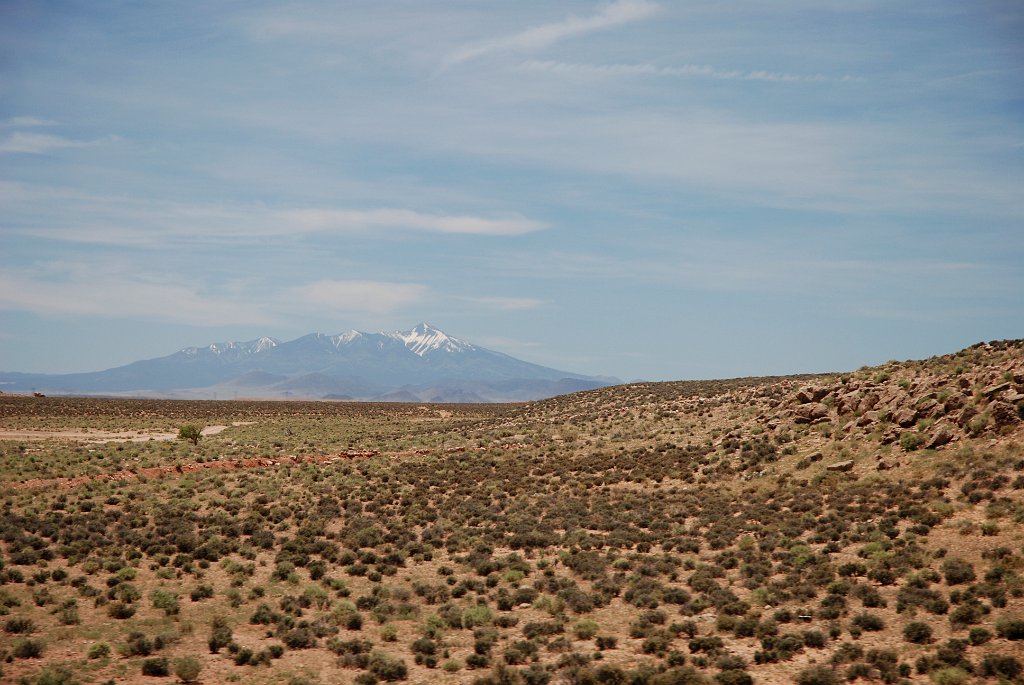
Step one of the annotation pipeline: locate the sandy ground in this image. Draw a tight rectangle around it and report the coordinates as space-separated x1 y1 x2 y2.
0 421 255 443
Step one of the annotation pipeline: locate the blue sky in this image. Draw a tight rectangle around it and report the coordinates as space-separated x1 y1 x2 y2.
1 1 1022 381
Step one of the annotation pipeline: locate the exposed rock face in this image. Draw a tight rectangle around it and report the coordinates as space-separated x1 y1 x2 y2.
764 340 1024 454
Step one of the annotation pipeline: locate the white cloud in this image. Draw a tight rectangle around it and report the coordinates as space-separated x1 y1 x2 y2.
0 264 274 327
443 0 659 67
290 280 428 314
520 60 847 83
0 183 546 244
0 260 428 324
280 208 545 236
0 132 88 155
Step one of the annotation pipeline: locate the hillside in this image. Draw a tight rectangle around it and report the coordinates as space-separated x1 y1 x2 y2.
0 341 1022 685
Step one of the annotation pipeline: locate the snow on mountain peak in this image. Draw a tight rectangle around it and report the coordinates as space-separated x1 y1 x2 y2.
390 323 475 356
179 325 474 359
253 336 279 353
331 330 363 347
180 336 279 357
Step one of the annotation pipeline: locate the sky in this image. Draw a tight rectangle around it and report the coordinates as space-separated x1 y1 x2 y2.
1 1 1022 382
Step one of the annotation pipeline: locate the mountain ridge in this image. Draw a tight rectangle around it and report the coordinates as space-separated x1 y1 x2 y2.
0 323 617 402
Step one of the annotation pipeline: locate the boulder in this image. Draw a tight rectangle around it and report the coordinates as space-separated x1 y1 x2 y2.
954 405 978 427
826 460 855 472
857 393 880 413
990 400 1020 427
926 426 954 449
943 392 967 412
795 386 829 403
892 407 918 428
794 388 815 404
983 382 1011 398
914 391 938 405
793 402 829 424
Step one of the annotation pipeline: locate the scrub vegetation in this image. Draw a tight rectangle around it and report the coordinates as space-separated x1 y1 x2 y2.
0 341 1022 684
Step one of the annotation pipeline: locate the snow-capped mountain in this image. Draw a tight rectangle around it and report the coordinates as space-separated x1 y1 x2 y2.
388 322 475 356
180 336 280 360
0 324 616 402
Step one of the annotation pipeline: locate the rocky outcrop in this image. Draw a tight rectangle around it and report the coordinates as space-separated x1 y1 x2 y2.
764 340 1024 452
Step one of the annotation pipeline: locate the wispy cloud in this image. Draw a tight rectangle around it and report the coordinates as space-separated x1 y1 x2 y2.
289 280 428 315
281 208 545 236
0 116 57 128
0 132 91 155
0 263 274 327
520 60 851 83
0 183 546 244
0 261 428 325
442 0 659 67
466 296 546 310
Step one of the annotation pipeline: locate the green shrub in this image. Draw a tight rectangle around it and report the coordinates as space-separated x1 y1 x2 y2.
851 613 885 631
929 667 969 685
151 590 180 616
462 605 494 629
996 615 1024 640
141 657 169 676
573 619 599 640
903 621 933 644
173 656 203 683
900 432 924 451
967 627 991 645
368 650 408 681
649 666 709 685
4 617 35 634
33 665 76 685
941 558 975 585
87 642 111 659
13 637 44 658
979 653 1022 680
107 602 135 619
795 665 839 685
208 615 233 653
714 670 752 685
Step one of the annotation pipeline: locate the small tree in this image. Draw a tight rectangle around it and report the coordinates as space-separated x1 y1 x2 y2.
178 424 202 445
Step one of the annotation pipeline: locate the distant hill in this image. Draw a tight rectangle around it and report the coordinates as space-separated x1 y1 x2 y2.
0 323 617 402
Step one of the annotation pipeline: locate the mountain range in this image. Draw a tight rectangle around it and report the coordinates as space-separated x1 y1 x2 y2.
0 324 617 402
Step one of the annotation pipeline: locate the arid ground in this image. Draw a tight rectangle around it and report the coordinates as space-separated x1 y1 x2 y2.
1 341 1023 685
